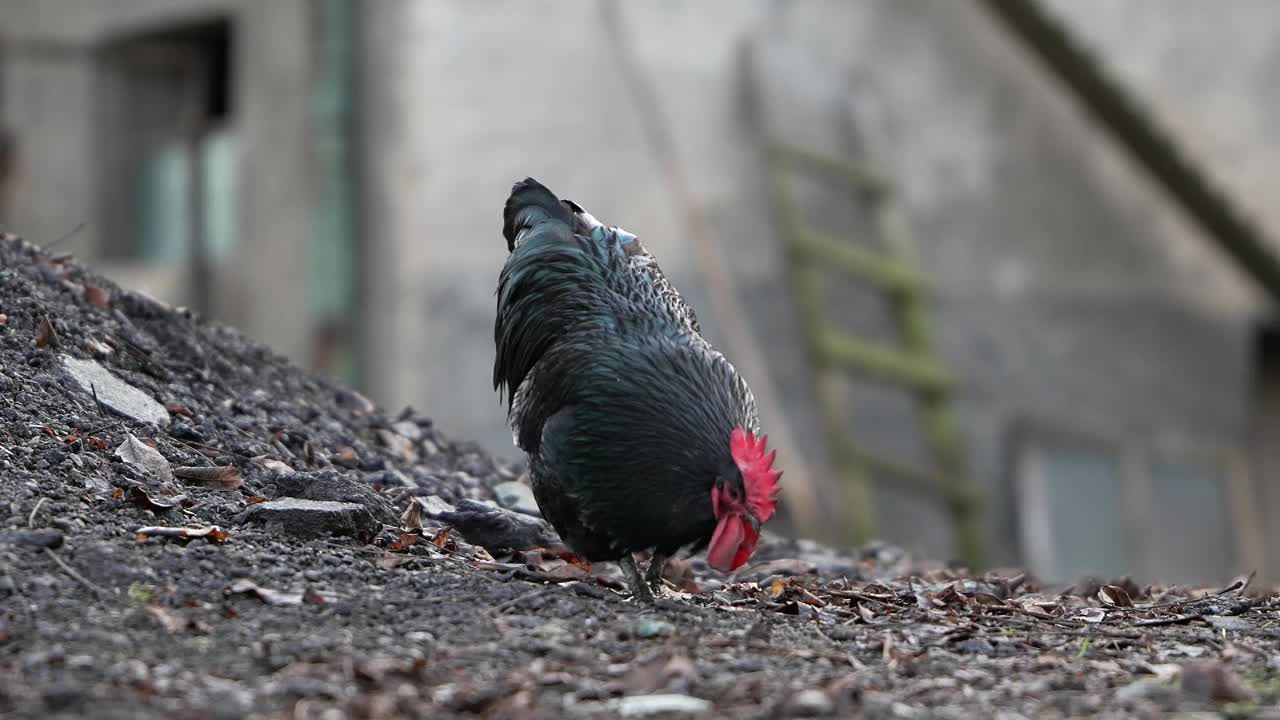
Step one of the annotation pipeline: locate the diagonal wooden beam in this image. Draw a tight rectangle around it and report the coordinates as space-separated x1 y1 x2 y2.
978 0 1280 303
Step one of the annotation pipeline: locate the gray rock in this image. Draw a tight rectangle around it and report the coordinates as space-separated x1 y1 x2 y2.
60 355 170 426
633 620 675 639
390 420 422 442
493 480 540 517
615 694 711 717
239 498 380 538
1115 678 1178 708
413 495 456 515
786 689 835 717
372 469 412 487
376 428 418 463
0 529 64 549
271 470 397 526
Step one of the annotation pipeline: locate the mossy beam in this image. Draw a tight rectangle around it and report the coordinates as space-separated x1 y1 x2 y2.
979 0 1280 302
769 143 891 195
788 232 929 295
814 332 952 392
837 440 983 507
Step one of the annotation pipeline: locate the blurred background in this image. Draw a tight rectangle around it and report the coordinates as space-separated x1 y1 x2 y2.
1 0 1277 587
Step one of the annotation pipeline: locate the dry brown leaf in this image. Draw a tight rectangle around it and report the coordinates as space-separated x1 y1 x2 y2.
430 527 454 550
858 603 878 623
1075 607 1107 624
334 446 358 467
165 403 193 417
379 552 404 570
0 313 7 325
225 579 303 606
34 315 59 349
545 564 590 582
173 465 243 490
115 434 175 484
388 532 419 552
84 338 113 356
769 577 787 599
83 285 110 307
123 486 180 512
399 498 423 533
1099 584 1133 608
145 604 186 633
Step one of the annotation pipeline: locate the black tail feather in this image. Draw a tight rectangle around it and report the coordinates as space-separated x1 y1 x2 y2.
502 177 573 252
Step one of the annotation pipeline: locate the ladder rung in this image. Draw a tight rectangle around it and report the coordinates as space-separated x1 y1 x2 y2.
769 142 891 194
789 232 927 294
837 442 982 507
815 332 952 392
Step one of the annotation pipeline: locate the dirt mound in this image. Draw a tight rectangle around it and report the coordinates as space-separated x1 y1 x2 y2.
0 234 1277 719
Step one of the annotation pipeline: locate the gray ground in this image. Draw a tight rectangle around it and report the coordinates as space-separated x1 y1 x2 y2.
0 234 1278 719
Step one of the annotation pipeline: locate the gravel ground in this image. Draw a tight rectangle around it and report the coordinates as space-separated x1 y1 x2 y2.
0 233 1278 719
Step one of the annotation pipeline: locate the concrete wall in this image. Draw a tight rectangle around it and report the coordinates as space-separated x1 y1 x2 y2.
1044 0 1280 257
1042 0 1280 579
0 0 314 363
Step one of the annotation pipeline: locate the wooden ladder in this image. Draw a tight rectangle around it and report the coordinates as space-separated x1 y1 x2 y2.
745 50 986 568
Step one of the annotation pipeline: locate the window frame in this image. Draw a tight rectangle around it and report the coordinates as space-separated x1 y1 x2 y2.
1010 417 1263 585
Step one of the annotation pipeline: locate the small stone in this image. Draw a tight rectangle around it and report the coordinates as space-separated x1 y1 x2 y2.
616 694 711 717
253 457 295 477
335 388 375 415
633 620 675 639
786 689 835 717
956 637 995 655
1116 678 1178 707
376 429 418 464
370 469 412 487
60 355 170 426
240 498 379 539
0 529 64 549
271 469 397 525
414 495 457 516
1180 660 1253 704
493 480 540 516
391 420 422 442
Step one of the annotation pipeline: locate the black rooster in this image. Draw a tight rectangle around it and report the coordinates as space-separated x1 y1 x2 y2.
493 178 781 601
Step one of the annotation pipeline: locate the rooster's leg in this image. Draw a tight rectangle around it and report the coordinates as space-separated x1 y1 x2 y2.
619 553 654 603
645 551 668 591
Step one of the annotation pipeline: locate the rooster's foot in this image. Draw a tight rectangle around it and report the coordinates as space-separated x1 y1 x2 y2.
620 553 654 604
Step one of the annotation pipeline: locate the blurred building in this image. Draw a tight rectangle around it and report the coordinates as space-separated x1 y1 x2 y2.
1 0 1276 586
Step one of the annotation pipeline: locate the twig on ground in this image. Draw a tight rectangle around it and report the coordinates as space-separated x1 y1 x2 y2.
489 587 553 616
1135 613 1203 628
44 549 104 597
26 497 47 529
89 383 108 419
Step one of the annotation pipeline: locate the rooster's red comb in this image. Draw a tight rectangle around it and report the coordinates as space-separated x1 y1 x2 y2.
730 427 781 522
